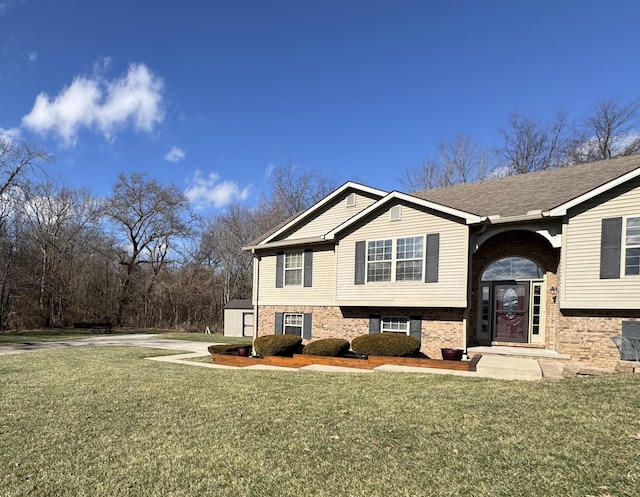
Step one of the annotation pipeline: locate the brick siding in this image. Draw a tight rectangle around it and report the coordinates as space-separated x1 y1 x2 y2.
257 305 464 360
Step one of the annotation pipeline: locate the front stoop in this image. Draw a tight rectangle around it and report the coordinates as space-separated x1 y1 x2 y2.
473 355 543 381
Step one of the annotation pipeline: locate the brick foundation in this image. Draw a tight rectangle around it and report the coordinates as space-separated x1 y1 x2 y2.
257 305 464 360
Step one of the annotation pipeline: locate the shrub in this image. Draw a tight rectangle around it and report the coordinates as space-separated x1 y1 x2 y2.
253 334 302 357
351 333 420 357
208 344 248 354
302 338 350 357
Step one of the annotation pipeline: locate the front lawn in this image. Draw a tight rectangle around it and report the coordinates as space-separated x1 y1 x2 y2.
0 329 251 346
0 347 638 497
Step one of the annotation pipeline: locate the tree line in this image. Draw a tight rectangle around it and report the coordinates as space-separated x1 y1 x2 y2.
399 98 640 191
1 97 638 332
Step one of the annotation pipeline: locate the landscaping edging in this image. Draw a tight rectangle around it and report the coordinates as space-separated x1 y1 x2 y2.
211 353 478 371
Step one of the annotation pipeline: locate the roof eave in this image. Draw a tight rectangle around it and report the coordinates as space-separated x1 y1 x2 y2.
548 166 640 217
243 236 332 252
258 182 388 246
326 191 482 239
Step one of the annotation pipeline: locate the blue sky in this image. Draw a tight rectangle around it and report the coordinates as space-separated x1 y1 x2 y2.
2 0 640 212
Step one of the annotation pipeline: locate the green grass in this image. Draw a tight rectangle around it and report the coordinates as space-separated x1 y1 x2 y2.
0 329 251 346
1 347 639 497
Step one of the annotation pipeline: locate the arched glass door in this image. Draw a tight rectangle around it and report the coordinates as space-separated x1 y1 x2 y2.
478 257 545 344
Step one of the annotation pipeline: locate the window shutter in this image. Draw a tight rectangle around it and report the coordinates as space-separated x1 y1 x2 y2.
600 218 622 279
274 312 284 334
426 233 440 283
355 241 366 285
276 252 284 288
303 313 312 340
304 249 313 287
369 315 381 334
409 316 422 343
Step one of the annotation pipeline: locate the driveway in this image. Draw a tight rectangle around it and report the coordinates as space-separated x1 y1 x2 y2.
0 334 216 356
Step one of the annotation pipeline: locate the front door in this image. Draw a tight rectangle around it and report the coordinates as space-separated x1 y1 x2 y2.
493 281 529 342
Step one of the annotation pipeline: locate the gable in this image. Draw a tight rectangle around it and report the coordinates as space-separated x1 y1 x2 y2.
281 189 381 241
561 177 640 309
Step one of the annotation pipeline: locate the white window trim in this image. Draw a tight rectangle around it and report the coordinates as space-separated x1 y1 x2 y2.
284 313 303 336
623 215 640 277
381 316 410 334
284 251 303 286
365 235 425 283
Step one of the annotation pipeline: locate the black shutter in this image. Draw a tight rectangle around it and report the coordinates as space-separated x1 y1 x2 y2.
303 313 312 340
600 218 622 279
274 312 284 334
409 316 422 343
304 249 313 287
355 241 366 285
426 233 440 283
369 315 381 334
276 252 284 288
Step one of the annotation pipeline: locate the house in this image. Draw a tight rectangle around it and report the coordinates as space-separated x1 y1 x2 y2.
223 299 254 337
243 156 640 373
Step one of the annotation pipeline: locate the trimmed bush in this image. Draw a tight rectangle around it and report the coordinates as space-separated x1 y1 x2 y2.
208 344 248 354
351 333 420 357
254 334 302 357
302 338 350 357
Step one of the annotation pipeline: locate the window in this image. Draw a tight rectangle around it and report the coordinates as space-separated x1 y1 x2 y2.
625 217 640 276
346 192 356 207
366 236 424 282
381 316 409 334
396 236 424 281
284 251 303 286
284 313 303 336
367 240 392 282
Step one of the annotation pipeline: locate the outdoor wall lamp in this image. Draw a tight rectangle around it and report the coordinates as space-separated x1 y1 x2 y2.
550 286 557 303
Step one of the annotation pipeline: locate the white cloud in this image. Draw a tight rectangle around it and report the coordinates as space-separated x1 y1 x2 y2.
0 127 21 145
27 51 37 62
165 146 185 162
185 170 250 210
21 63 164 147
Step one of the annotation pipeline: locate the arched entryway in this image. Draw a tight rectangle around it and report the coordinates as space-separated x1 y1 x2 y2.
477 256 545 344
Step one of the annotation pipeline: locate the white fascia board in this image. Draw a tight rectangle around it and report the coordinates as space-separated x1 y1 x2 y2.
326 191 482 240
548 167 640 217
259 182 387 245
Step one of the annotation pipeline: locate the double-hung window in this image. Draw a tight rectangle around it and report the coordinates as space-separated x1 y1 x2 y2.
284 251 303 286
396 236 424 281
367 240 392 282
284 313 303 336
625 217 640 276
366 236 424 282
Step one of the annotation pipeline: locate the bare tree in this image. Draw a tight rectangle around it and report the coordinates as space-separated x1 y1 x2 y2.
22 181 102 326
260 162 338 221
399 133 492 191
106 173 196 326
0 139 49 198
570 98 640 163
496 112 569 175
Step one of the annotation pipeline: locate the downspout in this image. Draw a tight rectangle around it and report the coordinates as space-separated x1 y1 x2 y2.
252 249 259 354
463 220 488 359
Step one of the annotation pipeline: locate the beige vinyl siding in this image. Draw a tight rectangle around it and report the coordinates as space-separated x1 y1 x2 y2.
336 203 469 307
283 192 378 240
562 183 640 309
258 246 336 306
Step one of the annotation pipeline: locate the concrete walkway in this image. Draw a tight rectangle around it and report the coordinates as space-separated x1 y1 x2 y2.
0 334 543 380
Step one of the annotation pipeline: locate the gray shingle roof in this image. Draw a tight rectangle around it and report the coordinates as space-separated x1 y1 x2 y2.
224 299 253 310
410 155 640 218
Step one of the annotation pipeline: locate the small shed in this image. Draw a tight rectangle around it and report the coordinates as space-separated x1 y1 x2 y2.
223 300 254 337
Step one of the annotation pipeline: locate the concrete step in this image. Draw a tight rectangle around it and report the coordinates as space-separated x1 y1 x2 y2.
474 355 543 380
